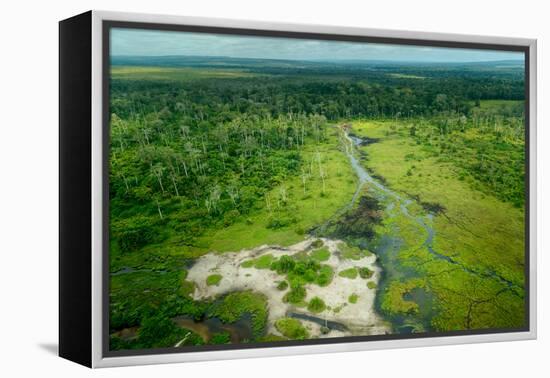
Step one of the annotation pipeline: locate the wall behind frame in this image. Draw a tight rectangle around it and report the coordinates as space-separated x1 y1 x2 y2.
0 0 545 377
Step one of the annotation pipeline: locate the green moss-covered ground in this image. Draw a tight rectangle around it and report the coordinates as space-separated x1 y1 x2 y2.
351 112 525 332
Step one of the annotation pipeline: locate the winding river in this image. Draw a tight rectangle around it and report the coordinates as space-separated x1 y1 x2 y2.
341 127 522 296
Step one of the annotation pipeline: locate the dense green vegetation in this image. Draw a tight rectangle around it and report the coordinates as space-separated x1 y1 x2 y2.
109 55 526 350
352 115 525 332
274 318 310 340
208 291 268 338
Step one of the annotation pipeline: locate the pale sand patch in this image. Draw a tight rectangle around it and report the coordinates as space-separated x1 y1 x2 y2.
186 237 390 338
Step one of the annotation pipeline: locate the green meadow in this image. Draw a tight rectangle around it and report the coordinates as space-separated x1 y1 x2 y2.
107 57 526 350
350 108 525 331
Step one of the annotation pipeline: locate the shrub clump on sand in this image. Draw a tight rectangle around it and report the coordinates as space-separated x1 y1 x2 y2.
310 248 331 262
241 254 274 269
283 284 307 304
277 280 289 291
338 267 358 279
311 239 324 249
206 274 222 286
307 297 326 313
271 254 334 288
275 318 310 340
359 267 374 279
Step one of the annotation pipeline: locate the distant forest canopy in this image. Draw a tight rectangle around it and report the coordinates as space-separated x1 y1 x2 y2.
111 56 525 122
108 57 525 257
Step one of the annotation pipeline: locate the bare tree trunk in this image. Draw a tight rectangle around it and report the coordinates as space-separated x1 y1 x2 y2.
182 161 189 177
121 173 129 194
155 172 165 194
155 198 164 219
170 174 180 196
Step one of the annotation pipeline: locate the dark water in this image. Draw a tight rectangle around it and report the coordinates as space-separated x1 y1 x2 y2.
110 267 169 276
287 311 349 332
111 259 195 276
344 132 440 332
173 315 253 344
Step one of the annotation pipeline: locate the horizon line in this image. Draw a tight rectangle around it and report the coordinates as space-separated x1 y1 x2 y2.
110 54 525 65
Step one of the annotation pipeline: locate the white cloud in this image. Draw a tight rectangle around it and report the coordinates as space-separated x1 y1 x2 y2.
111 28 524 63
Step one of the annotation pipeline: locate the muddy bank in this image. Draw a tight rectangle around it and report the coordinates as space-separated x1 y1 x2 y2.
173 315 253 343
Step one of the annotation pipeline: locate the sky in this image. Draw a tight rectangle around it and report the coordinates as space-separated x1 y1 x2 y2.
111 28 524 63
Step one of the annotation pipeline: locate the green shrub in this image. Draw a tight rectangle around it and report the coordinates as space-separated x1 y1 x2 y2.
111 215 163 253
338 267 358 279
311 239 324 248
310 248 330 262
271 255 295 274
240 260 254 268
266 214 296 229
359 267 374 279
283 285 306 304
316 265 334 287
340 244 363 260
210 332 231 344
259 333 288 342
275 318 309 340
254 254 274 269
277 280 289 291
208 291 268 339
206 274 222 286
307 297 326 313
295 226 306 235
348 293 359 304
367 281 377 289
138 315 182 348
223 209 240 227
180 280 196 297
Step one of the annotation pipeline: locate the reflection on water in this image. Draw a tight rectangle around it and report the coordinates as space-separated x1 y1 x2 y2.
173 315 253 344
287 311 349 332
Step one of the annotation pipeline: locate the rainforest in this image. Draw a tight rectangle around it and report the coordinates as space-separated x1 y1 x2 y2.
107 34 526 352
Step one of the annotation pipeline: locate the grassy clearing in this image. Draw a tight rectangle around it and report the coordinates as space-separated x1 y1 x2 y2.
197 129 357 252
388 73 425 80
470 99 524 116
111 66 256 81
241 254 275 269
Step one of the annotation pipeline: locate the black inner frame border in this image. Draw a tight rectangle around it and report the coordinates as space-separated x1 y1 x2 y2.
102 19 531 359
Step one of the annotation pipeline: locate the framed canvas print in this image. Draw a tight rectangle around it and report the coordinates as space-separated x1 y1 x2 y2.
59 10 537 368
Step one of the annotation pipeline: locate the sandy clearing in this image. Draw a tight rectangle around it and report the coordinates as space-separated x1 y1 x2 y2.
186 237 390 338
